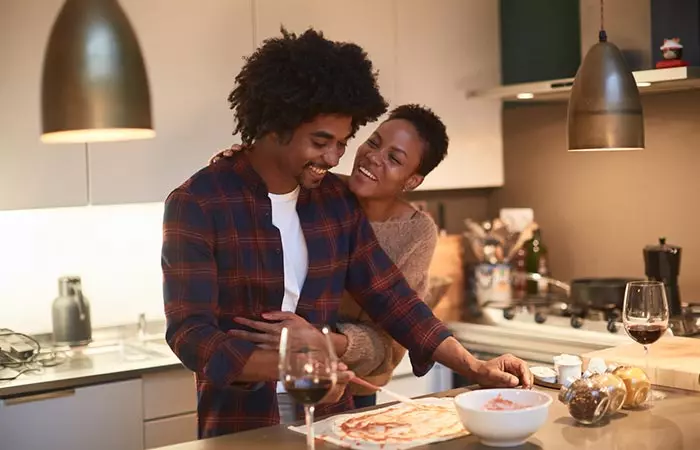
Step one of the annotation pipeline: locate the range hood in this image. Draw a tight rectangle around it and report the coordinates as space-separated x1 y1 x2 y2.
468 0 700 102
468 66 700 102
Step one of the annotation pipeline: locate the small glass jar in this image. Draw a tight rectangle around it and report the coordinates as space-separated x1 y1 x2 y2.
588 371 627 415
611 365 651 409
558 375 611 425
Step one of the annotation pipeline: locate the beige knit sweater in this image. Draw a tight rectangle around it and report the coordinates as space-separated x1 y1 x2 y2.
337 210 438 396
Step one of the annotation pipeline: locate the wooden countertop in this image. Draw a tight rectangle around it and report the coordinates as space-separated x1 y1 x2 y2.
154 387 700 450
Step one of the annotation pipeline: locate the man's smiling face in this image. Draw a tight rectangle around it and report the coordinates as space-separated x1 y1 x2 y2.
276 114 352 189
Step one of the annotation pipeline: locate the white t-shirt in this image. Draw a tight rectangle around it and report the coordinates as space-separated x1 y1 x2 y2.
269 187 308 393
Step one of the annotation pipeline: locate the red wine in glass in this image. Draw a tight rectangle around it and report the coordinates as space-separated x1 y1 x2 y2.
626 324 668 345
284 377 334 404
622 281 670 407
279 326 337 450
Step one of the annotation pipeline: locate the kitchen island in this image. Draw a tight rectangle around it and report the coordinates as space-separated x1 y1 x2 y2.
154 386 700 450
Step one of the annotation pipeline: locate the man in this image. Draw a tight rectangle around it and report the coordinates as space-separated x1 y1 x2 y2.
162 28 531 439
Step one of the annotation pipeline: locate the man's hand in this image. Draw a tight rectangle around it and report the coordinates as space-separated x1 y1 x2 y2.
320 363 354 404
432 338 533 389
230 311 321 350
470 354 533 389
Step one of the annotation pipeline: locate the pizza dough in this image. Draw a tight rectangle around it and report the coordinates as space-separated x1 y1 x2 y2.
331 398 468 446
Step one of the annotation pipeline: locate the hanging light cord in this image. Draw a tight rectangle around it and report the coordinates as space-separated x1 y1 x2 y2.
599 0 607 42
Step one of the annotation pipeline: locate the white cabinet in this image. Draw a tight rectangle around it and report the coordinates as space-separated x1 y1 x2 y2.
377 374 432 405
377 357 452 405
142 368 197 449
395 0 503 190
2 0 503 209
87 0 254 205
145 413 198 449
0 0 89 210
0 379 144 450
254 0 397 175
0 368 197 450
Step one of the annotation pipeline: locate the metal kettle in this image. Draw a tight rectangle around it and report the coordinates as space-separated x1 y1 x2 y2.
52 276 92 346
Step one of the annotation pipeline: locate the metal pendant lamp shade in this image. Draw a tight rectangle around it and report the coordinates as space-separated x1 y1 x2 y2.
567 39 644 151
40 0 154 144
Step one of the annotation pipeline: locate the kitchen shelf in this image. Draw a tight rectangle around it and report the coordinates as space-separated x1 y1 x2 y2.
467 66 700 102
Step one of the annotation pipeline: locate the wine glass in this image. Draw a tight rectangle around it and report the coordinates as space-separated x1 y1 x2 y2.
622 280 670 407
279 326 337 450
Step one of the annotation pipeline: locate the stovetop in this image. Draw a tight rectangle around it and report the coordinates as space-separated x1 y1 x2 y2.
476 297 700 337
496 303 626 334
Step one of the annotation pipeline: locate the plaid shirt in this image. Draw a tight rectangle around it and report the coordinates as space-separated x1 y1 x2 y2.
162 151 452 438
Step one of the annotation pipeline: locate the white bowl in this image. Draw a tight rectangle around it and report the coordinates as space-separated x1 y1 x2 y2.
454 389 552 447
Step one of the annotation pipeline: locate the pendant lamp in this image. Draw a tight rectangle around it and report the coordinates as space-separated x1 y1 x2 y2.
40 0 154 144
567 0 644 152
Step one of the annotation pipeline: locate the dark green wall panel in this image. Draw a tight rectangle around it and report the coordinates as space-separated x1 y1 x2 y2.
500 0 582 84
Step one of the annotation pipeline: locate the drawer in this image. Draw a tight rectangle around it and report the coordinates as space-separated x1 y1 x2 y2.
144 413 197 449
142 368 197 420
0 379 143 450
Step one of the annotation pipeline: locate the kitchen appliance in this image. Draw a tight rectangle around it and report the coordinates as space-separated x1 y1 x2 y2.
570 277 643 312
487 273 640 333
643 237 698 336
644 237 682 315
52 276 92 346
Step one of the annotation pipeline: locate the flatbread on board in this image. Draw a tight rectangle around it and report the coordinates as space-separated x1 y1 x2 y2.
330 397 468 446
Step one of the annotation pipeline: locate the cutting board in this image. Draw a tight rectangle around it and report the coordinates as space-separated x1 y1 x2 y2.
581 336 700 393
429 234 464 322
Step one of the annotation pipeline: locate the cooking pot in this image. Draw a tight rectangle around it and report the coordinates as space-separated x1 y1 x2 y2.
569 277 644 311
517 274 643 311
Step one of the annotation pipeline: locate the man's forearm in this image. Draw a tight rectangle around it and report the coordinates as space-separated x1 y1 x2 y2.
235 349 280 382
431 337 483 379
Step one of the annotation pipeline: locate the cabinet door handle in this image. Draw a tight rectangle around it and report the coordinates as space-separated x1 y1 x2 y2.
2 389 76 406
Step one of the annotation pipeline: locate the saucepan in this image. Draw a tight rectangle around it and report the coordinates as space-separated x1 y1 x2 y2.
510 273 643 311
569 277 644 311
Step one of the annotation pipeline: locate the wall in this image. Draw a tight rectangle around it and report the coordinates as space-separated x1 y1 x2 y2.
490 91 700 302
0 203 165 334
0 190 491 335
406 188 493 233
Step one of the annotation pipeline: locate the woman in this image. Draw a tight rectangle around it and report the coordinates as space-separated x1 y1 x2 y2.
213 104 449 409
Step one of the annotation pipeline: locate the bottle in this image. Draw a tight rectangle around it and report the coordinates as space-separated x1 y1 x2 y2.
524 228 549 295
511 248 527 299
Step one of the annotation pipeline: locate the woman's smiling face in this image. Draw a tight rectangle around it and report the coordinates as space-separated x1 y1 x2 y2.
348 118 425 199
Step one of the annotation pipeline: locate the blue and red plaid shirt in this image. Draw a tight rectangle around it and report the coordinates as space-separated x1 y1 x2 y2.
162 151 452 438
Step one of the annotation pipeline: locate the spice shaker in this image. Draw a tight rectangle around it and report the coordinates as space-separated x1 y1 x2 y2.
587 369 627 415
558 374 611 425
611 365 651 409
553 354 582 385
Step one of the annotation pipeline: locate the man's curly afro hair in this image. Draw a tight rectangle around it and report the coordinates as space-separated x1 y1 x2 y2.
228 27 388 146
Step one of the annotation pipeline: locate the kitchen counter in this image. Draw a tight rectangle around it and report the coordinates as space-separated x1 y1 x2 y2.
153 386 700 450
0 311 644 399
0 322 183 398
449 308 644 365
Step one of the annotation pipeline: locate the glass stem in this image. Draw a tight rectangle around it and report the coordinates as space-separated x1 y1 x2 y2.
305 404 315 450
644 344 652 406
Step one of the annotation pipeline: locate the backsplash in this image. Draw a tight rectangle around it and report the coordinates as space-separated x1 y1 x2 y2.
0 203 165 334
490 91 700 302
